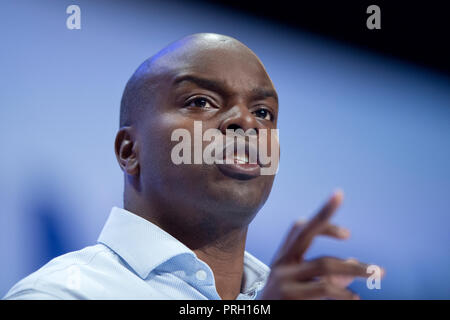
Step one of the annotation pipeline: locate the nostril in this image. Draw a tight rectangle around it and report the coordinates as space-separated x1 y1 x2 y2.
225 124 258 136
226 124 241 131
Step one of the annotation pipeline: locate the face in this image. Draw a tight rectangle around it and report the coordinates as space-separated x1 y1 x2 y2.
135 43 279 228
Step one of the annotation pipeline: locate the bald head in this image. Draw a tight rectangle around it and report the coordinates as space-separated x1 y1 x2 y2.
119 33 272 127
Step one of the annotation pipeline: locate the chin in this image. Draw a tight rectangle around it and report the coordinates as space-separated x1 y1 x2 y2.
207 182 269 218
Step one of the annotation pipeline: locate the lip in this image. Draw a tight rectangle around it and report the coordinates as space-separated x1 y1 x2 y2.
215 140 261 180
216 161 261 180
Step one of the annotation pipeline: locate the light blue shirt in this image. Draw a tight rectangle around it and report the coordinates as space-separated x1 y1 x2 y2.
3 207 270 300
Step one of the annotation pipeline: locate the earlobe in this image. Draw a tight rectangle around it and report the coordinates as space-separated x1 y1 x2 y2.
114 127 140 176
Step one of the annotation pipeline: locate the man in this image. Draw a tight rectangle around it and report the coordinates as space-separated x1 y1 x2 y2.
4 33 382 300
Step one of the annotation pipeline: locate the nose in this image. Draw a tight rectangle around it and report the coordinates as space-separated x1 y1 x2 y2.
219 104 259 136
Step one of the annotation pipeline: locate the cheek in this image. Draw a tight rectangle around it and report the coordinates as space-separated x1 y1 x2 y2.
138 115 187 176
140 112 221 172
138 114 211 192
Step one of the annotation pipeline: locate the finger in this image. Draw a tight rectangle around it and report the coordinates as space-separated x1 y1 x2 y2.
301 190 344 239
320 223 350 239
324 275 355 288
282 281 359 300
286 257 375 282
324 259 361 288
272 220 350 266
293 190 344 260
292 220 350 239
276 190 344 264
348 258 386 279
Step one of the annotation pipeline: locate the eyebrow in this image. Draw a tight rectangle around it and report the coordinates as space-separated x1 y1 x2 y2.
251 87 279 104
173 74 278 103
173 74 228 97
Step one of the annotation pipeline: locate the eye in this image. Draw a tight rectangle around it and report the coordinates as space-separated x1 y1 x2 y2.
185 97 214 109
253 108 273 121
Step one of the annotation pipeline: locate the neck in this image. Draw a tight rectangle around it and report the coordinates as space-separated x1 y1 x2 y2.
125 193 250 300
193 227 248 300
155 214 248 300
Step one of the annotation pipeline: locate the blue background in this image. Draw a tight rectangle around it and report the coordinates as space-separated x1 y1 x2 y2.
1 0 449 299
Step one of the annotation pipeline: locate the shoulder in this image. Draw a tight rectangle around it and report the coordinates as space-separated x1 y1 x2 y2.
3 244 121 300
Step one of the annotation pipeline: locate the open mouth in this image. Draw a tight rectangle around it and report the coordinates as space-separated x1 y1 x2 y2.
215 140 261 180
233 153 249 164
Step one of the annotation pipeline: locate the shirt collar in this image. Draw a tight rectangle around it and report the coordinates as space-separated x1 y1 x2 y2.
241 251 270 296
97 207 270 293
97 206 194 279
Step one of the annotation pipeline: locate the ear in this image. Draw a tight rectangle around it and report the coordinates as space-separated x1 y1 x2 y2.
114 126 139 176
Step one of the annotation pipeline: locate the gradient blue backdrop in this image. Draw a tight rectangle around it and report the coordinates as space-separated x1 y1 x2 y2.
1 0 449 299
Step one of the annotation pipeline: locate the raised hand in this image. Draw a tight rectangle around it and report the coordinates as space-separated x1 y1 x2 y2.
259 190 384 300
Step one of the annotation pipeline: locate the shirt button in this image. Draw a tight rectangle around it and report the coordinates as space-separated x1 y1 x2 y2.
195 269 207 281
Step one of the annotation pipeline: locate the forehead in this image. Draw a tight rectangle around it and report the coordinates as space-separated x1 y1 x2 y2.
157 44 276 96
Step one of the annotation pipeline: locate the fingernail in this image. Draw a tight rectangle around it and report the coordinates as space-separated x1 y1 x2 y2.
338 228 350 238
296 217 307 224
333 189 344 201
